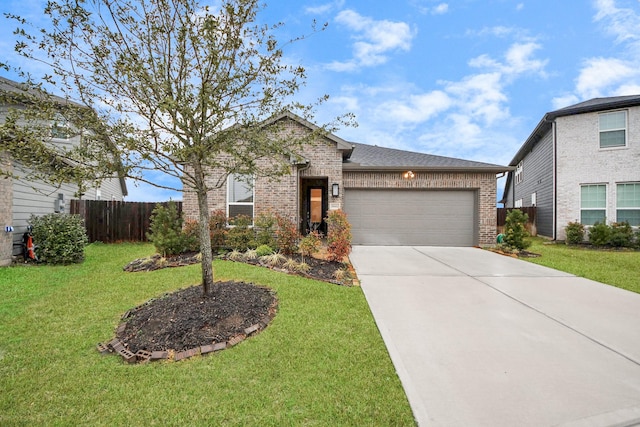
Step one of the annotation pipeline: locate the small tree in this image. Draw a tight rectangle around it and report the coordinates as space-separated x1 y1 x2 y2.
147 202 193 256
275 214 300 255
503 209 531 251
326 210 351 262
3 0 354 296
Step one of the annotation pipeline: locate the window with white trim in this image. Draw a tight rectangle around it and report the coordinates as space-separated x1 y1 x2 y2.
515 161 523 184
531 192 537 206
599 111 627 148
515 199 523 208
580 184 606 225
616 183 640 226
227 174 254 222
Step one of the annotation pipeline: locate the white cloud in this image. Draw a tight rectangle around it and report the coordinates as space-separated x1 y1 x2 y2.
432 3 449 15
469 42 547 77
305 0 345 15
375 90 452 124
516 3 525 11
575 57 638 99
326 10 416 71
594 0 640 48
551 93 580 110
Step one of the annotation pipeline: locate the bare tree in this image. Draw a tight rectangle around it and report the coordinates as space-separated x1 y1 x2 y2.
2 0 353 295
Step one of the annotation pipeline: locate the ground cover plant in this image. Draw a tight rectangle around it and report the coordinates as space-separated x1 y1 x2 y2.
0 243 414 425
524 237 640 294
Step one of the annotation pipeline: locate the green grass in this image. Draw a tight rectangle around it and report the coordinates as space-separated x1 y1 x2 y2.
0 243 415 426
524 238 640 294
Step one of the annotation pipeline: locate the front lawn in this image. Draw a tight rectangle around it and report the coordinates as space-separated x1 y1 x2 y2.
0 243 415 426
525 238 640 294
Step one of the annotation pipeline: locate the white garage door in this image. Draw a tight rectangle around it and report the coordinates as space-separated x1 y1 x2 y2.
343 189 477 246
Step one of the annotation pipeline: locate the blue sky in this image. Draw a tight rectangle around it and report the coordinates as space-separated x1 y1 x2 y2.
2 0 640 201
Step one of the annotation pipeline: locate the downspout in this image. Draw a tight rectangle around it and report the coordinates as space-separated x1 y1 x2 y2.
552 119 557 240
295 160 311 232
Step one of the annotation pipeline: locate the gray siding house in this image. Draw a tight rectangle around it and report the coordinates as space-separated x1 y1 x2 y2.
502 95 640 240
0 77 127 264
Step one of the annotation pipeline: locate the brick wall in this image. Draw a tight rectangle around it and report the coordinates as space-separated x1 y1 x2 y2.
183 118 343 225
0 152 13 266
343 170 498 246
555 106 640 240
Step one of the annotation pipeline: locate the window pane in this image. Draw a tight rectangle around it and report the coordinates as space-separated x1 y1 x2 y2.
581 185 606 209
617 210 640 226
600 130 626 148
581 210 605 226
617 183 640 208
599 111 626 131
228 174 253 203
229 204 253 220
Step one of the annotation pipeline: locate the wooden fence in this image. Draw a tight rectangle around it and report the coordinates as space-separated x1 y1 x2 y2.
70 200 182 243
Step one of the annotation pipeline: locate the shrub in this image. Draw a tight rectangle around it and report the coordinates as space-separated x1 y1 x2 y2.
182 219 201 252
226 215 255 252
588 222 611 247
29 213 88 264
256 244 274 257
147 201 192 256
326 210 352 262
635 229 640 249
254 211 277 247
503 209 531 251
609 222 634 247
275 214 300 255
565 221 585 245
209 209 228 251
299 231 322 262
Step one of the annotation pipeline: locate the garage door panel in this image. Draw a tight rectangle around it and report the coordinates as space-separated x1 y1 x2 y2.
344 189 476 246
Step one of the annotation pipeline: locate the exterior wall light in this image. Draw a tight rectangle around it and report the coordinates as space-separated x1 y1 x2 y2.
403 171 415 179
332 183 339 197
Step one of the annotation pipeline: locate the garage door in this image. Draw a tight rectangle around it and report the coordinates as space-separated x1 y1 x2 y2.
343 189 477 246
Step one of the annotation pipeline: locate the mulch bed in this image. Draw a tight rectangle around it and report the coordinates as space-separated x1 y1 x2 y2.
103 252 351 363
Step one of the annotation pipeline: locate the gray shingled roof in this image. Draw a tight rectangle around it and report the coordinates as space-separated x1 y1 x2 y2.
344 142 509 172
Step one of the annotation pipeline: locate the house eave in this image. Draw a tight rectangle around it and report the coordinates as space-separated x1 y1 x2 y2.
342 164 513 174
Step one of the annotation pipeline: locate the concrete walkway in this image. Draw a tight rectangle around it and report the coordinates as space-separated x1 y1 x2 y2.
350 246 640 427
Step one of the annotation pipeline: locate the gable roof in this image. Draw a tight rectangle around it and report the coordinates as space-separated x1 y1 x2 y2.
508 94 640 168
344 142 509 172
0 75 128 196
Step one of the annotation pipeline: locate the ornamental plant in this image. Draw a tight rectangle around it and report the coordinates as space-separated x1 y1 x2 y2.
326 210 352 262
503 209 531 251
226 215 255 252
254 211 277 248
30 213 88 264
147 201 194 256
588 222 611 247
565 221 585 245
609 222 634 248
275 214 300 255
299 231 322 263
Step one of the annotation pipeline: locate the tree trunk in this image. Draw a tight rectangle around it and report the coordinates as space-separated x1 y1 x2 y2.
193 166 215 296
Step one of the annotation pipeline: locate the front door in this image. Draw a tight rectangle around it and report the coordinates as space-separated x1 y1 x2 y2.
302 183 328 235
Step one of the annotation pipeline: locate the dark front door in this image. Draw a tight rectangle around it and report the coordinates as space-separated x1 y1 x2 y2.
301 179 328 235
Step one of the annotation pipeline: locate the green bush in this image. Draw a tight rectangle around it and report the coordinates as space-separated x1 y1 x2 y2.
565 221 585 245
609 222 634 247
209 209 228 251
503 209 531 251
226 215 256 252
147 201 193 256
30 213 88 264
255 244 274 257
299 231 322 262
254 211 277 247
588 222 611 247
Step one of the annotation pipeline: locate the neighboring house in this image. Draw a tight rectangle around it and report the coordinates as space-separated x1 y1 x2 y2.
502 95 640 240
0 76 127 264
183 111 508 247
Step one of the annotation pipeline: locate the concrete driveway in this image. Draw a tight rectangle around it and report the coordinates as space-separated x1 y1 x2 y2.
350 246 640 427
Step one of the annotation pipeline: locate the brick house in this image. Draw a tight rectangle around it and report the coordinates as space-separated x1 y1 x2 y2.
0 76 127 264
502 95 640 240
183 111 508 247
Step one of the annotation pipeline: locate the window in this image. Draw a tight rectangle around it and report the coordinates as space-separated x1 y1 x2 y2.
531 192 537 206
599 111 626 148
515 199 523 208
580 184 606 225
227 174 254 221
51 115 72 140
515 161 523 184
617 183 640 226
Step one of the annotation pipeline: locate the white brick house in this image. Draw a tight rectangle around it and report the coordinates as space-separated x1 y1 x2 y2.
502 95 640 240
183 111 509 247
